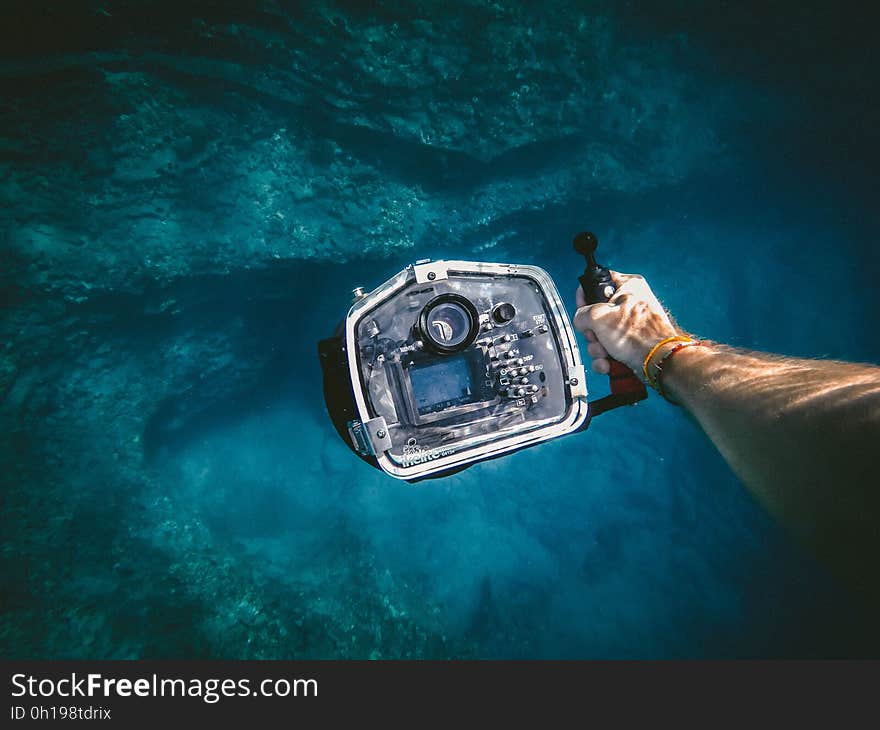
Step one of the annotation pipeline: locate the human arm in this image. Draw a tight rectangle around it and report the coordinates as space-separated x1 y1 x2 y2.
574 274 880 604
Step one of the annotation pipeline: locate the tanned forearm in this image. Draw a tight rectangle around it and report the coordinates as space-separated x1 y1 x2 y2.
661 344 880 602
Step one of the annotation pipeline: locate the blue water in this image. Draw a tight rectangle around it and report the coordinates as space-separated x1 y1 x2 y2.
1 1 879 658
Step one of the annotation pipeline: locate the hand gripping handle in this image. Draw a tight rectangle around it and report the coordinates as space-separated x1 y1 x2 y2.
573 232 647 411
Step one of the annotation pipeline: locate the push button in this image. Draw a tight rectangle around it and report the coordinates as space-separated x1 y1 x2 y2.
492 302 516 325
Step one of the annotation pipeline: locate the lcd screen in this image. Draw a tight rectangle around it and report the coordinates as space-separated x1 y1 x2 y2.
409 354 480 415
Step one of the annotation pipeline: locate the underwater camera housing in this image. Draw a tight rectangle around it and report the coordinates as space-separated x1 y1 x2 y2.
319 260 590 481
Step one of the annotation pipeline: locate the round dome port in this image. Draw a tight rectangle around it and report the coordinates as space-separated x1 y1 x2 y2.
417 294 480 354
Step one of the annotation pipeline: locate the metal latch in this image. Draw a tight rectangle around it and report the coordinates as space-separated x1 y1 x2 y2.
413 260 448 284
567 364 587 398
365 417 392 454
347 417 393 456
347 420 371 455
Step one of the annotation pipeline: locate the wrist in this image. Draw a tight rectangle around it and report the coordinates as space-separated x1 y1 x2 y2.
656 342 717 405
641 335 698 389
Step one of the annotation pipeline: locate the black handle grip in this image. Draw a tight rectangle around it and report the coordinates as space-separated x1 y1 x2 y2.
573 231 647 410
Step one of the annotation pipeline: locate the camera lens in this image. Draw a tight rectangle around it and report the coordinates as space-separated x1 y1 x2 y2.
427 304 470 346
418 294 479 354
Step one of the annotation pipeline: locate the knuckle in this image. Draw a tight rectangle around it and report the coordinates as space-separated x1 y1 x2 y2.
580 303 602 321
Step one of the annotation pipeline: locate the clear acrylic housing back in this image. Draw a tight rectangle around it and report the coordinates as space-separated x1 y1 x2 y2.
346 262 588 478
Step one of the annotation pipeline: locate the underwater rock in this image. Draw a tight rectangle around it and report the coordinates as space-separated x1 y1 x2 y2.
0 1 751 301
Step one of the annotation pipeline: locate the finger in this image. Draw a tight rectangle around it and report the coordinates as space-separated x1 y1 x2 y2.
591 358 611 375
575 285 586 308
573 302 612 332
584 329 597 342
587 341 608 359
609 270 643 287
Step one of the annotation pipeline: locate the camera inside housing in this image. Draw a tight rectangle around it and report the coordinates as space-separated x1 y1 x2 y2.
322 260 589 480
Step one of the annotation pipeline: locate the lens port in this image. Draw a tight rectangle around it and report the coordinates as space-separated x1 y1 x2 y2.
491 302 516 325
418 294 480 354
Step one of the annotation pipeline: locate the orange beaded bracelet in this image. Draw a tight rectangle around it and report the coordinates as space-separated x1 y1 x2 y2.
642 336 694 389
654 340 706 403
